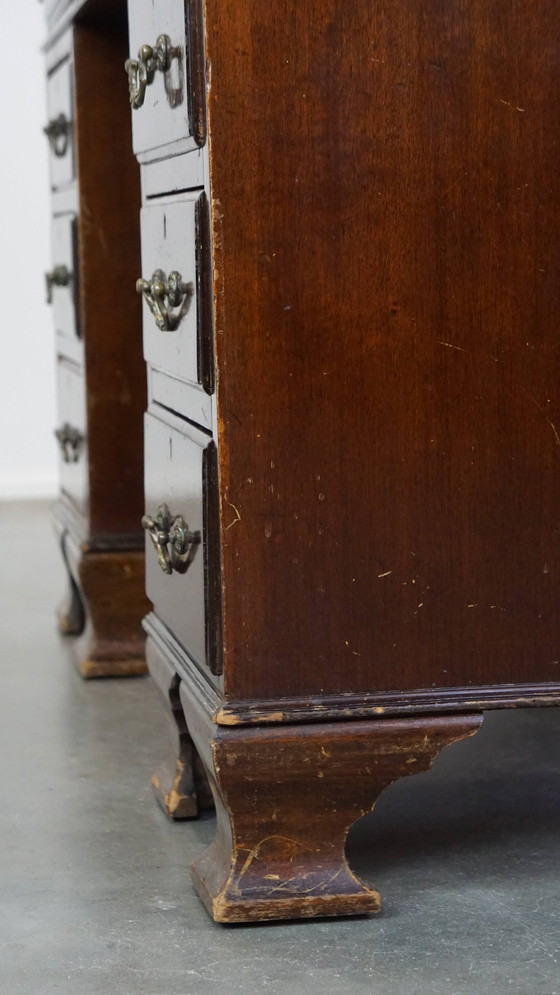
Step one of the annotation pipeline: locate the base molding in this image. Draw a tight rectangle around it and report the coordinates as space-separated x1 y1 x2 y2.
179 677 482 923
144 612 560 726
57 527 148 678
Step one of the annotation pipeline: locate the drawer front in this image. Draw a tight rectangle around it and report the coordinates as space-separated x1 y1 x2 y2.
139 191 213 391
126 0 206 159
144 413 222 675
46 58 74 189
49 214 80 344
56 359 87 515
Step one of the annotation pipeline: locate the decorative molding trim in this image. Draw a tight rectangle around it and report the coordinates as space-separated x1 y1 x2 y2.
217 683 560 727
143 611 223 715
0 474 58 501
144 612 560 727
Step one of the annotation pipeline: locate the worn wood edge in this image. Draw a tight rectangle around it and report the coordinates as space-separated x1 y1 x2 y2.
206 714 481 924
215 684 560 726
182 693 481 923
191 866 382 924
150 763 200 820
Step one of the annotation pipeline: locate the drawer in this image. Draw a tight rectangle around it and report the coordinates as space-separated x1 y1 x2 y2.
48 214 80 345
144 412 222 676
139 191 213 391
45 58 75 189
126 0 206 160
56 359 87 516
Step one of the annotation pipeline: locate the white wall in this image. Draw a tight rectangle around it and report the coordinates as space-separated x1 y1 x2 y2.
0 4 57 499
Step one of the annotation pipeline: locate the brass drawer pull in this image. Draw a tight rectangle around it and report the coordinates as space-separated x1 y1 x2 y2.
142 503 201 575
55 423 84 463
46 265 72 304
44 114 69 157
136 269 192 331
125 35 171 109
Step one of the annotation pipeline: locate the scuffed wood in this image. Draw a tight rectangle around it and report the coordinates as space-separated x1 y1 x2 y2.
181 684 482 923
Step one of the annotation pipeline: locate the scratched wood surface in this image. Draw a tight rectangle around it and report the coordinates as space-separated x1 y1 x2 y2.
179 677 482 921
205 0 560 700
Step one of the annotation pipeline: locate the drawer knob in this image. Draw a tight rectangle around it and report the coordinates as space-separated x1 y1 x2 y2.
55 423 84 464
125 35 171 109
142 503 201 575
45 265 72 304
136 269 192 331
44 113 69 157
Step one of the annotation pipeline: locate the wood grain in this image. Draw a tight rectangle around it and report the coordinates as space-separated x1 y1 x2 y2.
203 0 560 702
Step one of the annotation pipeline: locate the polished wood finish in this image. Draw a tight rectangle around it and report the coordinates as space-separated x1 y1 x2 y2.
206 1 560 703
47 3 147 677
64 534 148 678
180 677 481 922
147 636 213 818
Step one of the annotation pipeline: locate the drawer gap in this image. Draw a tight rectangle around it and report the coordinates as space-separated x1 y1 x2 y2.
152 399 213 438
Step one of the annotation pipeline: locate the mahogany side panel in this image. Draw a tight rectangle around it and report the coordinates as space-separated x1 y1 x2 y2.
73 18 145 541
204 0 560 701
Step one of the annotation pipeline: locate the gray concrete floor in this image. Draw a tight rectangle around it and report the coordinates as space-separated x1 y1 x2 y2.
1 501 560 994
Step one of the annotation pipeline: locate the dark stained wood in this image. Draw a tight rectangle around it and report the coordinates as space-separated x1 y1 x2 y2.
64 536 148 678
214 682 560 726
203 0 560 703
180 679 481 922
147 635 213 818
73 20 144 540
44 0 560 925
48 11 148 677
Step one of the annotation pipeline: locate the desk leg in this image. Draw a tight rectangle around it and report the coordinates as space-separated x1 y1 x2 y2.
147 636 213 819
180 697 482 924
59 533 148 679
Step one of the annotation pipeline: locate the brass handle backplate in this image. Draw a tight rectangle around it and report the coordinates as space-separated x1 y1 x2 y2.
44 114 69 157
125 35 171 109
55 423 84 464
142 503 201 574
136 269 192 331
45 265 72 304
